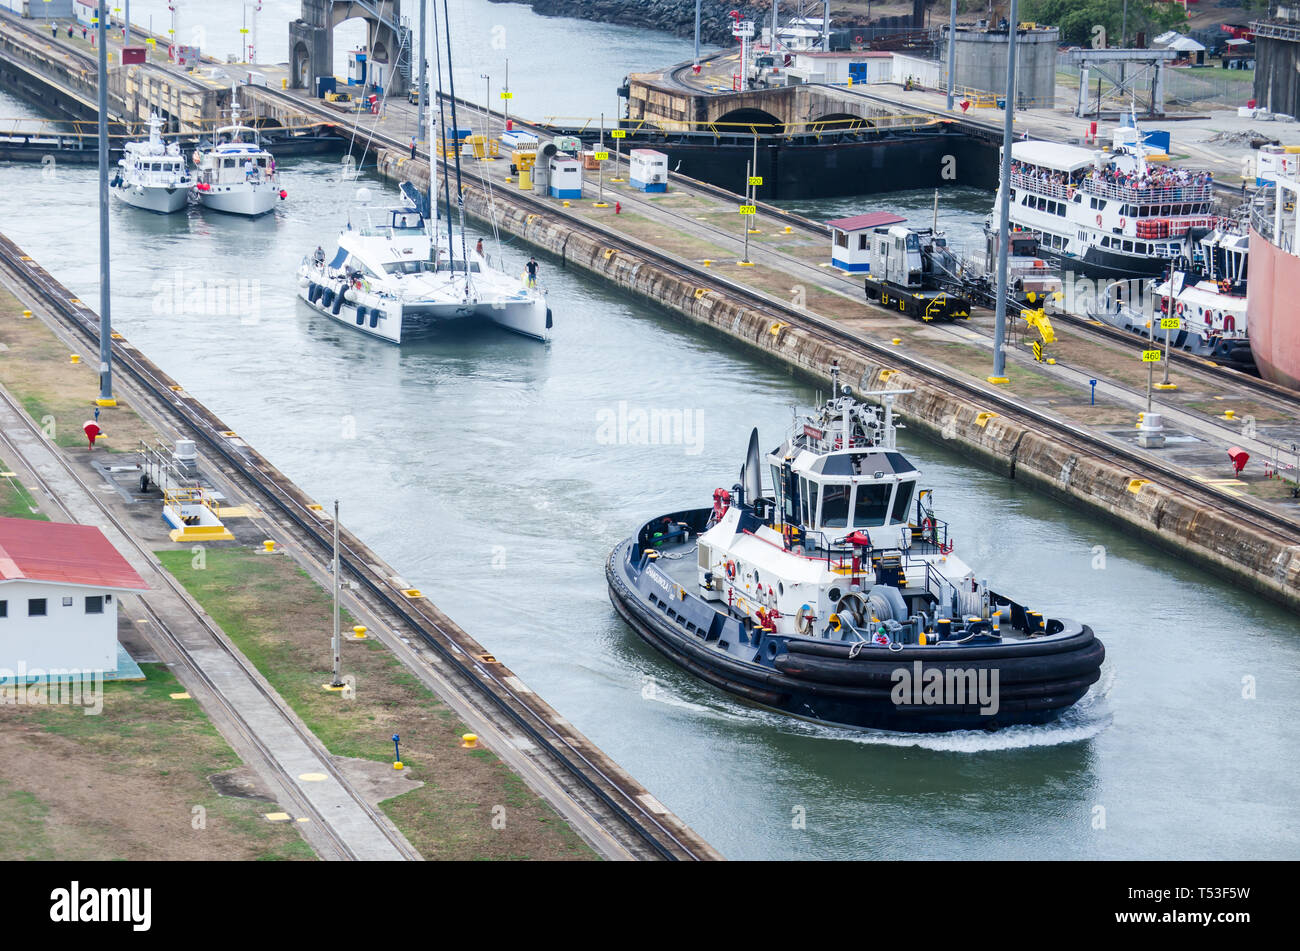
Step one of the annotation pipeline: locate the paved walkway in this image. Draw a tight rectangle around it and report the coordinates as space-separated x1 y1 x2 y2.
0 374 411 861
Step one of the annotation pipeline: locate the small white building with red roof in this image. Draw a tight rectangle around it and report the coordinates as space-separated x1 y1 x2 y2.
827 211 907 272
0 517 148 673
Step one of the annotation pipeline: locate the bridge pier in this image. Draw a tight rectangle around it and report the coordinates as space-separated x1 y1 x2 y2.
289 0 411 96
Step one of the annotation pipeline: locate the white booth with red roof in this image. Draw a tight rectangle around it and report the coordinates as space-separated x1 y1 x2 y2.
0 517 148 673
827 212 907 272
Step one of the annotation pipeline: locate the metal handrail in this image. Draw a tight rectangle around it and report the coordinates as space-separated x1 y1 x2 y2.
1079 177 1212 204
1010 171 1076 200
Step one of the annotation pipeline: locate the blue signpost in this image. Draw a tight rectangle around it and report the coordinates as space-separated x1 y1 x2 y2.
1089 379 1097 405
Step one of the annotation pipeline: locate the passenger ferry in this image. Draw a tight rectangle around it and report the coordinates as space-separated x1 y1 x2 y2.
1000 139 1216 281
110 114 192 214
607 366 1106 732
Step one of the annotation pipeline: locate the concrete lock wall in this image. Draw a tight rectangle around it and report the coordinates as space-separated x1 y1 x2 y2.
373 146 1300 612
947 27 1059 107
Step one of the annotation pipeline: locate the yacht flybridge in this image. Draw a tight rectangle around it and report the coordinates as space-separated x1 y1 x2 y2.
110 113 193 214
296 184 551 342
192 93 284 217
607 364 1105 732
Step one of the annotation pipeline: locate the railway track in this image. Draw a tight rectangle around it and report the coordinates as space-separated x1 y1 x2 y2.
0 387 416 861
254 86 1300 545
417 92 1300 419
0 232 715 861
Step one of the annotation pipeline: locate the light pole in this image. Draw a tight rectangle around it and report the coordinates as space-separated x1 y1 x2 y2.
989 0 1019 384
481 72 490 131
694 0 701 70
945 0 956 110
417 0 426 145
502 57 510 130
330 499 344 689
96 0 114 407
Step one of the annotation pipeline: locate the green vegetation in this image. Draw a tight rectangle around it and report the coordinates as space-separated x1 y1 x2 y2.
0 462 47 520
1021 0 1187 48
156 547 594 860
0 664 314 860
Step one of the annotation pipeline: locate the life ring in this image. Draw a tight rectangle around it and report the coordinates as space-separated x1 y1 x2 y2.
1224 314 1236 332
1219 279 1231 294
1095 214 1102 226
1175 301 1185 315
796 604 815 635
854 34 863 43
1119 217 1127 228
724 561 736 581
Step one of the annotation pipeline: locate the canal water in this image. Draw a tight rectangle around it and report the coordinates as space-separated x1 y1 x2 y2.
1 8 1298 860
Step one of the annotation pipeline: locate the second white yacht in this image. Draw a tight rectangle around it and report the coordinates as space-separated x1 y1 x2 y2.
193 93 283 218
110 114 193 214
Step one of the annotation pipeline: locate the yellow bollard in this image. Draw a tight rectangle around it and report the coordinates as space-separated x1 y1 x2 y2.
892 338 902 345
262 540 275 552
460 733 478 749
70 354 80 364
1224 409 1236 419
21 309 32 319
393 761 404 770
562 200 570 207
352 625 367 639
281 78 288 90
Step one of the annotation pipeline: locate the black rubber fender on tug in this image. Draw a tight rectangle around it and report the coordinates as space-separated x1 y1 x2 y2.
775 634 1105 688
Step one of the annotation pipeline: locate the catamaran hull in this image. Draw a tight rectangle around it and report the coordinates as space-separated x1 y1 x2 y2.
198 184 279 217
606 530 1104 733
297 278 551 343
112 182 191 214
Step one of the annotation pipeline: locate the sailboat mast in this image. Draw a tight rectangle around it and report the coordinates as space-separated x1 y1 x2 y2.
430 0 455 268
424 0 437 239
441 0 471 283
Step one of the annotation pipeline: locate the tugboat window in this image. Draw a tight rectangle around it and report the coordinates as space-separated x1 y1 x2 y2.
891 483 915 524
852 483 891 526
806 481 819 529
821 484 851 528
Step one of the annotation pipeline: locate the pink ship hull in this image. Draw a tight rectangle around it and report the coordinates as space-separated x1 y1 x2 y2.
1248 226 1300 390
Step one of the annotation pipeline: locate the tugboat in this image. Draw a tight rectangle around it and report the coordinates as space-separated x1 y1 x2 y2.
607 366 1106 732
110 113 193 213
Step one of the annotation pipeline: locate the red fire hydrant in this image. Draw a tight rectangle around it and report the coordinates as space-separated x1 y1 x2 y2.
615 201 621 214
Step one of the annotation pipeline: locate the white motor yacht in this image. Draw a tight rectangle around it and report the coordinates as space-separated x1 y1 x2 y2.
110 113 193 214
193 93 283 217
